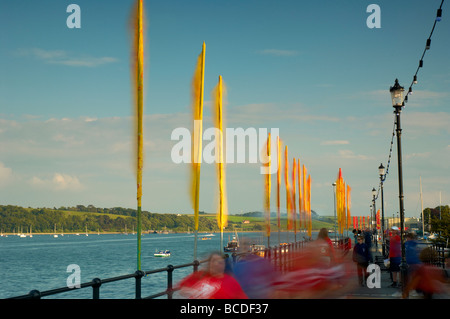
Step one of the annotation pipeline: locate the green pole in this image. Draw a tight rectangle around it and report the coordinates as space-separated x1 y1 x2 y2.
137 206 142 270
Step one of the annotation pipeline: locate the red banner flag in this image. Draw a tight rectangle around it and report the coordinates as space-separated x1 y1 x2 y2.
376 209 380 230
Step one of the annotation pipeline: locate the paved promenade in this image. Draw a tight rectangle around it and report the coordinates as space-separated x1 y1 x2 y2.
345 243 449 299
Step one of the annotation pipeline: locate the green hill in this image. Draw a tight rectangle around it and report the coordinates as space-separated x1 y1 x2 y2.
0 204 339 234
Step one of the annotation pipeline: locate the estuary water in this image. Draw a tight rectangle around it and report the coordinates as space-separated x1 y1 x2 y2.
0 231 303 299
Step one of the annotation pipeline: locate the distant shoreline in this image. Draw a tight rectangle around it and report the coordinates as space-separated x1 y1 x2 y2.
1 229 329 236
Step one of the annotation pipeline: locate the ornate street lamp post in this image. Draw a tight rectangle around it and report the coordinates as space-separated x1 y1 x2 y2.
332 182 337 242
390 78 408 291
379 163 386 257
372 187 377 248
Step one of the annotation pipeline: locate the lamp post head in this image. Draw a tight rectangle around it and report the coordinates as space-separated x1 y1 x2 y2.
390 78 405 107
378 163 385 177
372 187 377 198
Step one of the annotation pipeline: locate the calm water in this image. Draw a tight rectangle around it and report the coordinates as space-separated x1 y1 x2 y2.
0 231 299 299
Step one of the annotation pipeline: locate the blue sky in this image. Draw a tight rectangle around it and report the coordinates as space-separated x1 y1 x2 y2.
1 0 449 223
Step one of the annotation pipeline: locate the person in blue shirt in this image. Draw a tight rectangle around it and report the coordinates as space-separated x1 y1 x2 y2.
352 235 371 286
405 232 421 283
363 228 373 263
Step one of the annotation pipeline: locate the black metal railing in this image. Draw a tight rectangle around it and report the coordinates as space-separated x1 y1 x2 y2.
8 241 307 300
9 260 203 300
382 239 447 268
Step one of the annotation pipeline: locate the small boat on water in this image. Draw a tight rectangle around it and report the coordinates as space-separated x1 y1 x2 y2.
154 250 171 257
224 231 239 252
201 236 211 240
428 233 438 240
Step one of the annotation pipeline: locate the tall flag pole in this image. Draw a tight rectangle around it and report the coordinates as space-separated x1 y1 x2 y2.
277 136 281 245
263 133 271 247
131 0 145 271
213 75 227 252
191 42 205 260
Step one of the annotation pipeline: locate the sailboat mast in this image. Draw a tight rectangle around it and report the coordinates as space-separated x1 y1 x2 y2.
420 176 424 236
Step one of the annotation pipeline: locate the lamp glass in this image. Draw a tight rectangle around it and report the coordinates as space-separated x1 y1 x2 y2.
379 164 385 176
390 79 405 107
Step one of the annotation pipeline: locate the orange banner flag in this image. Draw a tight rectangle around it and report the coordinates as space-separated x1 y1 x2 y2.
284 146 292 230
376 209 381 230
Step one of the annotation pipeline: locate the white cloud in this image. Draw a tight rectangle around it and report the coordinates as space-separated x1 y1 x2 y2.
404 152 431 161
338 150 372 160
29 173 83 191
17 48 118 67
403 112 450 135
52 56 118 67
226 103 339 126
321 140 350 146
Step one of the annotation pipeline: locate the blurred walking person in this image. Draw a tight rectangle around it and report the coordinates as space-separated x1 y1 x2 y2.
388 226 401 288
175 252 248 299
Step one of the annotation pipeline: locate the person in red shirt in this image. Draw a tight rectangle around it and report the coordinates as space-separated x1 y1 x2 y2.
317 228 336 264
389 226 401 288
176 252 248 299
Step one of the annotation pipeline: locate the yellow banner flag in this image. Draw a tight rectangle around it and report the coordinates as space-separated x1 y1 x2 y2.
212 75 227 230
190 42 205 231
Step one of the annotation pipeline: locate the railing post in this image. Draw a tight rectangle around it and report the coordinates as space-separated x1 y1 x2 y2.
29 289 41 299
167 265 174 299
193 260 200 272
135 270 145 299
92 278 102 299
272 246 277 270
